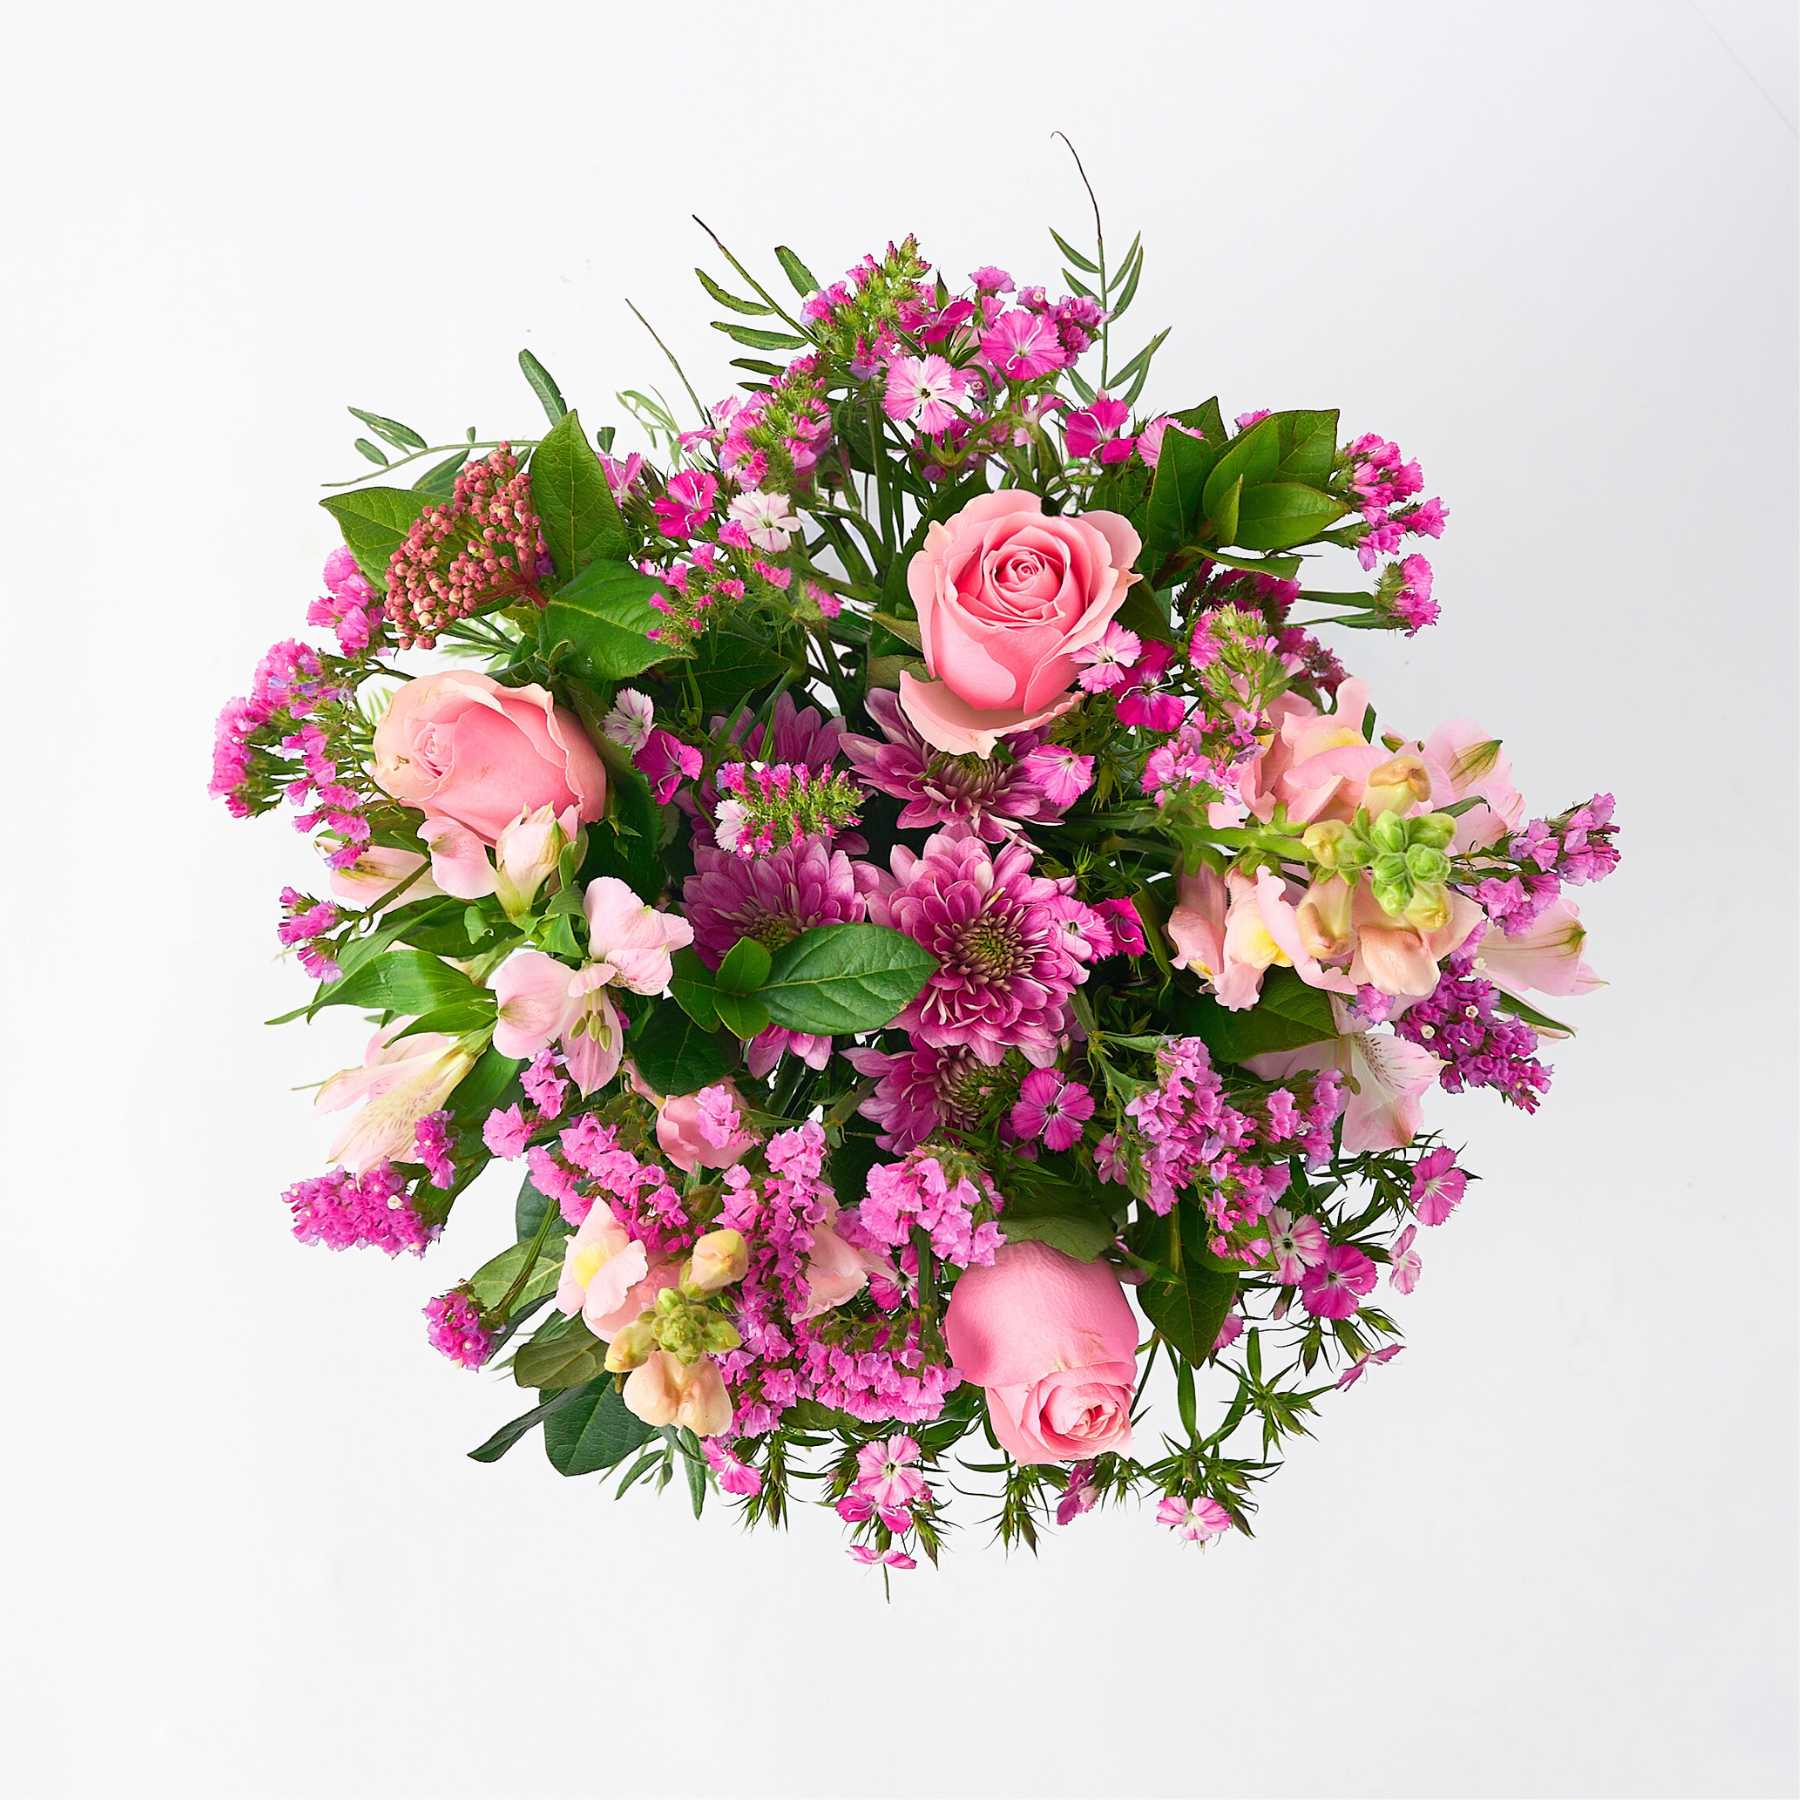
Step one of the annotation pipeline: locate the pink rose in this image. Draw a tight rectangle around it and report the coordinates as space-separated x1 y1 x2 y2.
372 669 606 844
943 1240 1139 1464
899 490 1141 757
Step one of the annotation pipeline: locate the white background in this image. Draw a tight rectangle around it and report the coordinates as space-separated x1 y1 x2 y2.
3 3 1795 1796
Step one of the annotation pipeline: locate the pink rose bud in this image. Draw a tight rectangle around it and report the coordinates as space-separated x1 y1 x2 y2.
371 669 605 845
897 490 1142 758
943 1241 1139 1465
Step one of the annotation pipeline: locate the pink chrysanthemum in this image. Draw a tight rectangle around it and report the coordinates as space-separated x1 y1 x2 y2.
865 824 1086 1067
844 1042 1012 1152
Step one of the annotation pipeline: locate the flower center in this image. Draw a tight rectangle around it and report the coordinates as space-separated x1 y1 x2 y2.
957 912 1027 982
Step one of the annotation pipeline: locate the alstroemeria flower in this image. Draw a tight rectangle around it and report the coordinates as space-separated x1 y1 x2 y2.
315 1022 477 1172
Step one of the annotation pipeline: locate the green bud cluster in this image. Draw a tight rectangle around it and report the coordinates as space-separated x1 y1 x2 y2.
651 1285 741 1364
1304 808 1457 926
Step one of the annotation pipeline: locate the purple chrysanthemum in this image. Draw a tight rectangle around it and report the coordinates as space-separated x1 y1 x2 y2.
865 824 1085 1067
840 689 1073 842
683 839 879 1076
844 1042 1013 1151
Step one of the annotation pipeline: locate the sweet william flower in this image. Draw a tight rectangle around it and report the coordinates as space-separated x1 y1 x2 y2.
1008 1069 1095 1152
980 308 1066 381
726 488 799 553
1300 1243 1378 1319
1411 1146 1467 1224
883 353 966 433
1389 1224 1422 1293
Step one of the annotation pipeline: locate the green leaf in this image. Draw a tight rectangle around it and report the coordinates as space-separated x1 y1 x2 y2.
532 408 627 578
629 1002 736 1095
1207 474 1243 547
1232 481 1349 551
690 628 790 713
515 1173 556 1240
1492 990 1576 1038
412 448 468 496
513 1316 607 1390
669 946 721 1031
1176 396 1227 445
543 1379 656 1476
389 997 496 1039
1142 424 1213 572
714 989 772 1041
1114 579 1171 645
710 321 808 352
773 245 820 296
542 559 674 682
828 1127 883 1212
318 486 434 587
1273 408 1339 482
348 406 428 451
1049 226 1100 273
517 348 567 424
1201 414 1281 524
449 1044 521 1130
716 937 772 995
695 267 772 315
1141 1260 1240 1363
1170 967 1337 1064
307 947 482 1020
353 436 388 466
997 1172 1118 1261
467 1386 587 1463
761 924 937 1036
466 1238 564 1311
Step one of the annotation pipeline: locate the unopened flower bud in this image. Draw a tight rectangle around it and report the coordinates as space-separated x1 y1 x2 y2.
1303 820 1356 870
685 1227 749 1295
1370 810 1409 854
1404 882 1452 931
1409 812 1457 851
603 1315 658 1373
1405 843 1451 884
493 804 573 920
703 1317 742 1355
1364 754 1431 816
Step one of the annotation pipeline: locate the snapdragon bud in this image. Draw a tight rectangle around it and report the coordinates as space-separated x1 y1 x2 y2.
604 1315 658 1373
1363 754 1432 816
1405 843 1451 884
1409 812 1457 851
685 1227 749 1295
1303 819 1357 870
1369 809 1409 854
1404 882 1452 931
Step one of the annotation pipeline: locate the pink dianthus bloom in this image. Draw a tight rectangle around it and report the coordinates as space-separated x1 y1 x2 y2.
1299 1243 1378 1319
883 353 966 434
1008 1069 1095 1152
1411 1146 1467 1224
1157 1495 1232 1544
980 309 1066 381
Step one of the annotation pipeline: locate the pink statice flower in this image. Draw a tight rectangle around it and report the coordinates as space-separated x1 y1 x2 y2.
424 1289 493 1369
483 1103 531 1159
1008 1069 1095 1152
1392 554 1438 632
858 1150 1004 1267
412 1109 456 1189
283 1162 434 1256
1157 1495 1232 1544
1073 622 1143 693
980 308 1066 381
1389 1224 1421 1293
1300 1243 1378 1319
1411 1146 1468 1225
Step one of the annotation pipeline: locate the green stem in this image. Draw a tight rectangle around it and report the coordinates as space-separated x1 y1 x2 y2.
625 299 708 421
322 439 539 491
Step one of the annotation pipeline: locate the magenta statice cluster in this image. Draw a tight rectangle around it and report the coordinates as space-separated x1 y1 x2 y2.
214 194 1618 1564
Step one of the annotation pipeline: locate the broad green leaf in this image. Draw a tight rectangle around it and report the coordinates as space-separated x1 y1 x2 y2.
348 406 428 451
543 559 674 682
513 1316 607 1390
1273 409 1339 482
997 1174 1117 1260
1207 474 1243 547
319 486 434 587
518 348 567 423
309 947 482 1019
629 1002 737 1095
515 1173 557 1240
1170 967 1337 1064
669 946 721 1031
532 408 628 578
1201 414 1281 523
690 627 791 713
467 1238 564 1310
714 989 772 1041
716 937 772 995
1175 396 1226 444
543 1378 656 1475
1140 1259 1240 1362
773 245 820 296
1114 579 1171 645
761 924 937 1036
449 1044 521 1130
1142 425 1213 572
1232 481 1349 551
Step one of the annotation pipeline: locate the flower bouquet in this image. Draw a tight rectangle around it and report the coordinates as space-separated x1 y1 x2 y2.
213 171 1618 1569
